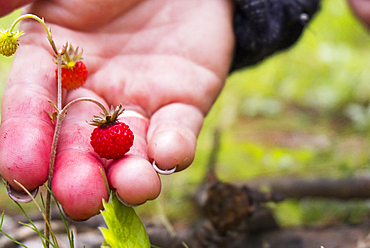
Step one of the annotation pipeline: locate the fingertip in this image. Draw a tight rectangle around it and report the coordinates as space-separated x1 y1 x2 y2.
147 103 203 172
52 151 109 221
0 119 53 191
148 129 196 171
107 155 161 206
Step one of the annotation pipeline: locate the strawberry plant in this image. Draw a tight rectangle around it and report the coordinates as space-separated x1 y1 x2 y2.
89 105 134 160
0 29 23 57
0 14 153 248
55 45 88 91
100 191 151 248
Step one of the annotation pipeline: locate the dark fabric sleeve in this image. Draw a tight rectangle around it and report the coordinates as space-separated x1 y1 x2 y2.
230 0 321 73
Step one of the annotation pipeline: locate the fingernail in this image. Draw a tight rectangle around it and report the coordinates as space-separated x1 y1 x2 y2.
152 160 177 175
115 191 140 207
6 181 39 203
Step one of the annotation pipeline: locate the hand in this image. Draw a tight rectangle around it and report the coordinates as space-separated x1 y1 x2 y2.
348 0 370 27
0 0 234 220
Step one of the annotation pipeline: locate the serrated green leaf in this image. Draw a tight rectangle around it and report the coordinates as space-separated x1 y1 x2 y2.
100 193 150 248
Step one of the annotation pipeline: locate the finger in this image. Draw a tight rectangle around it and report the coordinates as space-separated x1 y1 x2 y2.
0 0 35 17
51 89 110 221
348 0 370 27
106 114 161 206
147 103 204 172
0 42 56 192
107 156 161 206
118 112 150 160
52 150 109 221
52 90 157 218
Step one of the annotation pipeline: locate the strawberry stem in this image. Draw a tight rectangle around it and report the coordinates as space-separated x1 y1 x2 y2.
45 96 108 219
45 54 63 248
45 97 109 184
56 55 63 110
9 14 58 55
61 97 109 116
45 97 108 241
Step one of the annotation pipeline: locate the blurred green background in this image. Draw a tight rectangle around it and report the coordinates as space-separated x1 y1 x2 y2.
2 0 370 229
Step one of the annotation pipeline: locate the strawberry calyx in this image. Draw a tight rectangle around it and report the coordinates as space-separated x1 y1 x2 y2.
54 43 88 90
88 104 125 128
54 43 83 68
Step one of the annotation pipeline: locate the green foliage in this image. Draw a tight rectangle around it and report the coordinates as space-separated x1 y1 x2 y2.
0 183 78 248
44 187 75 248
1 198 57 248
0 212 28 247
100 193 150 248
1 0 370 238
184 0 370 227
300 199 370 225
270 200 303 227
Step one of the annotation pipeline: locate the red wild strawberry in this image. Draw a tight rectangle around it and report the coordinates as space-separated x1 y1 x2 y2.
89 105 134 160
57 61 88 90
55 44 88 90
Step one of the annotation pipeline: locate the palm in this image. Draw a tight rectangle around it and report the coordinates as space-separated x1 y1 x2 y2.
41 0 233 113
0 0 233 220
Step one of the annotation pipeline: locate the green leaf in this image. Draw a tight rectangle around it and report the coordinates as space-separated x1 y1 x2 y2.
100 193 150 248
0 212 28 248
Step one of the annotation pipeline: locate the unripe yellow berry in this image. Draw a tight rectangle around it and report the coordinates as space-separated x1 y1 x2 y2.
0 30 23 57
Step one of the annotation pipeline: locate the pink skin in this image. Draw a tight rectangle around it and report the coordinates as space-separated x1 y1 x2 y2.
52 151 108 221
348 0 370 27
0 0 367 221
0 0 234 220
107 156 161 206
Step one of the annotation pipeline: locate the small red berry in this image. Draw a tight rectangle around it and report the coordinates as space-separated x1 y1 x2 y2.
56 61 88 90
55 44 88 90
89 105 134 160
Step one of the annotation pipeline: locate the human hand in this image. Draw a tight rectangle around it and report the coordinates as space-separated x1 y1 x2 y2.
348 0 370 27
0 0 234 220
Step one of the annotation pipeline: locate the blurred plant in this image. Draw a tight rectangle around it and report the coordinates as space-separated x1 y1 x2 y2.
240 96 283 117
344 103 370 131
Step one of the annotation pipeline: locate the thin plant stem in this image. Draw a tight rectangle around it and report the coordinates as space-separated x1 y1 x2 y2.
155 198 177 238
0 212 28 248
100 168 111 198
14 180 60 248
44 95 108 247
45 184 75 248
57 55 63 110
9 14 58 55
45 54 63 248
62 97 109 116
